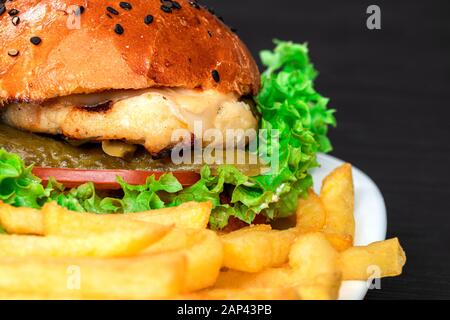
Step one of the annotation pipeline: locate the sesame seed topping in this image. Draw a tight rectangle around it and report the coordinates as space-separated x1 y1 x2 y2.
8 8 19 16
144 14 154 25
114 23 124 35
161 1 173 8
106 6 119 15
30 36 42 45
12 16 20 26
75 5 85 16
189 1 200 10
207 30 213 37
172 1 182 10
212 70 220 83
119 2 132 10
7 49 19 57
160 5 172 13
106 13 113 19
0 5 5 17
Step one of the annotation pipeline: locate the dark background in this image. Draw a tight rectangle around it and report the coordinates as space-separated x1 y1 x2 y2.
202 0 450 299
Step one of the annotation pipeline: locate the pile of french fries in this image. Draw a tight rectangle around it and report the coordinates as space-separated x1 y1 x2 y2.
0 164 406 300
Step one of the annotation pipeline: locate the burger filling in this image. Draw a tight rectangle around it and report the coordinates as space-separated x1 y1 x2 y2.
0 41 336 230
2 88 258 157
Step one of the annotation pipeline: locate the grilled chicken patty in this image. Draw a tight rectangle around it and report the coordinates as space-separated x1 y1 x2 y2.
1 89 258 156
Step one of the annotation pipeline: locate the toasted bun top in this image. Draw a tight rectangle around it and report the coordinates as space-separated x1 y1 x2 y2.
0 0 260 103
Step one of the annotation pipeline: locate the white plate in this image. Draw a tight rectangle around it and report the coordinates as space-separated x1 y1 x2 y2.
312 153 387 300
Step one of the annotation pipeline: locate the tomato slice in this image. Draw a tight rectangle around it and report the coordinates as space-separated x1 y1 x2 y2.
32 167 200 190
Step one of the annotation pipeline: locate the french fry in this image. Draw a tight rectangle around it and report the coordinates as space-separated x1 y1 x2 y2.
324 233 353 252
289 233 342 300
215 267 297 289
145 228 223 292
0 253 186 299
42 202 170 237
220 226 298 272
0 201 211 236
338 238 406 280
179 287 300 300
321 164 355 242
295 192 353 251
0 228 168 258
0 291 77 300
129 201 212 229
0 202 43 235
214 233 341 300
296 189 326 232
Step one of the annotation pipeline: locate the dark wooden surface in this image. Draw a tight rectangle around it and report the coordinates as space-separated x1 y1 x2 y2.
203 0 450 299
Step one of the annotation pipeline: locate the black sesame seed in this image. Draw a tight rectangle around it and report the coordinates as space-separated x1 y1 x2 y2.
114 23 124 35
75 5 85 16
230 27 238 33
0 5 5 17
106 6 119 15
212 70 220 83
144 14 154 25
119 2 132 10
207 30 213 37
106 13 113 19
208 8 215 15
7 49 19 57
161 1 173 8
12 15 20 26
172 1 181 10
218 16 224 22
160 5 172 13
8 8 19 16
30 36 42 45
189 1 200 10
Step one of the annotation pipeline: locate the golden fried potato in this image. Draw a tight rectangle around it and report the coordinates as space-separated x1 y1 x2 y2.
220 226 298 272
324 233 353 252
289 233 342 300
0 292 77 300
321 163 355 242
128 201 212 229
0 227 169 258
145 228 223 292
179 287 300 300
296 189 326 232
0 202 43 235
215 267 296 290
0 253 186 299
338 238 406 280
214 233 341 300
42 202 169 237
1 201 211 236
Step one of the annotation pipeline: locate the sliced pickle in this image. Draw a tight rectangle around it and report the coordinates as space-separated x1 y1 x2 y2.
102 141 137 159
0 123 269 176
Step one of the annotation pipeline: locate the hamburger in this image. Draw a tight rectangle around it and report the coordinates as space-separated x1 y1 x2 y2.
0 0 336 230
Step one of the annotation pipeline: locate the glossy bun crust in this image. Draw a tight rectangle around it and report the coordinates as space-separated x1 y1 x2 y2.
0 0 260 103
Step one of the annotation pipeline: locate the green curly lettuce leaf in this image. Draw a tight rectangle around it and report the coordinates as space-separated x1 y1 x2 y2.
0 149 50 209
0 40 336 230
